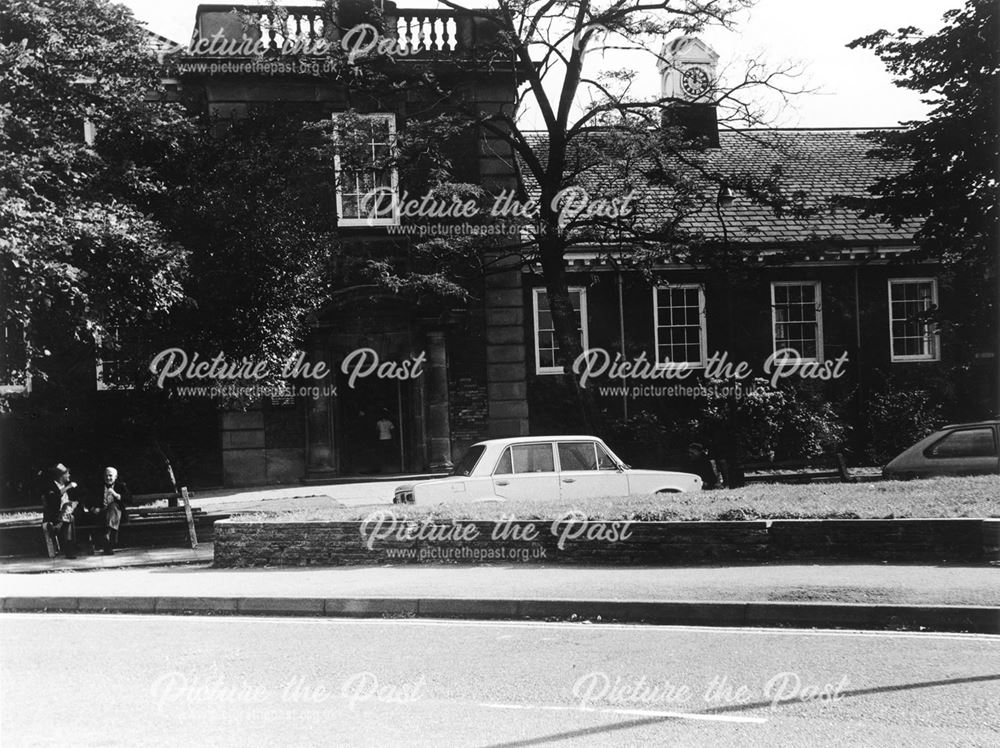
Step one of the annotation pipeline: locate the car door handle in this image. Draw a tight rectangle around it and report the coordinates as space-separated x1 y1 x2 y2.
495 480 509 486
562 478 576 483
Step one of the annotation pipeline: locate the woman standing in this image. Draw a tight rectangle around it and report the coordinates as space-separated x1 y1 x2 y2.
40 464 79 559
96 466 130 554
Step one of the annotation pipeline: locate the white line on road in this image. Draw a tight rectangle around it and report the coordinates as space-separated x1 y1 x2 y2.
476 701 768 725
5 613 999 642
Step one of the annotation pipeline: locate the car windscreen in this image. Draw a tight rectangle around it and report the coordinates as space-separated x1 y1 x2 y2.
452 445 486 476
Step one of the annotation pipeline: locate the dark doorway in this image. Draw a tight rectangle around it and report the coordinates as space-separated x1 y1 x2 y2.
336 372 410 475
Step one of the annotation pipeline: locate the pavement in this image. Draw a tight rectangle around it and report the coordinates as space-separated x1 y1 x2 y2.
2 556 998 633
0 545 213 573
2 478 998 634
3 614 998 745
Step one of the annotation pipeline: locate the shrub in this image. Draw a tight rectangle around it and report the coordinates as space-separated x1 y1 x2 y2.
603 410 677 467
864 385 945 465
603 379 847 466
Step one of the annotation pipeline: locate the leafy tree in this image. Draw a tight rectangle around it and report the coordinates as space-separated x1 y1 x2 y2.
0 1 349 496
847 0 999 405
101 108 349 497
149 109 341 373
0 0 189 374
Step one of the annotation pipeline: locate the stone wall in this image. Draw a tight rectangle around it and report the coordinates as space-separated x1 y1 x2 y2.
213 517 1000 568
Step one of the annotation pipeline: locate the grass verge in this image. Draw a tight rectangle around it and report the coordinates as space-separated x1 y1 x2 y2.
229 474 1000 523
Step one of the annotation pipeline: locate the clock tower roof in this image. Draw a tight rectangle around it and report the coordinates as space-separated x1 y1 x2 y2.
658 35 719 102
657 36 720 74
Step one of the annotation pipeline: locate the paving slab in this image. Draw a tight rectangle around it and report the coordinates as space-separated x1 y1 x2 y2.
0 546 213 573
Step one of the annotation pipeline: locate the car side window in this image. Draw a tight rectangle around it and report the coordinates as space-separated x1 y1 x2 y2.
559 442 598 471
493 448 513 475
925 428 997 459
507 444 555 473
596 444 619 470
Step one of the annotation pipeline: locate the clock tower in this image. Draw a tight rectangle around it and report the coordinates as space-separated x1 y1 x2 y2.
657 36 718 101
657 36 721 147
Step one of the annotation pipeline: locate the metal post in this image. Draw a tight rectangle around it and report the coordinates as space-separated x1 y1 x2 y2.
180 486 198 550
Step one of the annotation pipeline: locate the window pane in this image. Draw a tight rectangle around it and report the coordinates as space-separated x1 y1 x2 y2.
1 321 27 386
341 193 358 218
535 290 585 371
98 328 140 389
596 444 618 470
494 448 513 475
569 290 582 313
927 429 996 459
335 114 397 223
889 280 936 359
511 444 555 473
772 283 820 359
656 286 704 365
559 442 598 471
453 445 485 477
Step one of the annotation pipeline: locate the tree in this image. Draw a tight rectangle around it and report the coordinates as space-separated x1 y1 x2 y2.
847 0 999 408
300 0 805 433
0 1 349 496
102 107 348 497
0 0 190 376
0 0 197 500
150 108 341 372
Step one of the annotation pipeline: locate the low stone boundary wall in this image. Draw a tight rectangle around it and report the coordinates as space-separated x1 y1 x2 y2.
0 514 225 558
213 516 1000 567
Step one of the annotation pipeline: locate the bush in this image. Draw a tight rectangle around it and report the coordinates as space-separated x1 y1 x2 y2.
604 410 677 468
704 379 848 461
864 385 945 465
603 379 848 466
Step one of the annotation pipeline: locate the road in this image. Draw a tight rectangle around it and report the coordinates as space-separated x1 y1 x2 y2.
2 615 998 746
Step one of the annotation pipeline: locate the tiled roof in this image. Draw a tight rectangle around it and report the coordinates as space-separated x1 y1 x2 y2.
521 128 921 246
145 30 185 60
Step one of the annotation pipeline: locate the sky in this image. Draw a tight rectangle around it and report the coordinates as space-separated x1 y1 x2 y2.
122 0 961 128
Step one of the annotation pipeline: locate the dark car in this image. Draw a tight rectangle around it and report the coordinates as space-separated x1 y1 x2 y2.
882 420 1000 479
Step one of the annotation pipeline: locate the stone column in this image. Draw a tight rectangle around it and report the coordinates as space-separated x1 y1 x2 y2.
426 330 452 470
410 361 428 471
485 261 529 437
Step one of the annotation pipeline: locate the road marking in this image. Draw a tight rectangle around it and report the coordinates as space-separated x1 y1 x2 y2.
476 701 767 724
4 613 998 642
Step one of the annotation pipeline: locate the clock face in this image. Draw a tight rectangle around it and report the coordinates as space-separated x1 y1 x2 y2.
680 66 710 99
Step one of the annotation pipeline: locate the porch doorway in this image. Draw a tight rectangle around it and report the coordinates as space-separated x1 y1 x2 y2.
336 363 411 476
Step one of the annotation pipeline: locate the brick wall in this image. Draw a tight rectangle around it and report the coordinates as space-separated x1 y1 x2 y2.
449 377 488 447
213 518 999 568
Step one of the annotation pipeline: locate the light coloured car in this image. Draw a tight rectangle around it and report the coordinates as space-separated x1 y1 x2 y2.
393 435 702 504
882 420 1000 479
